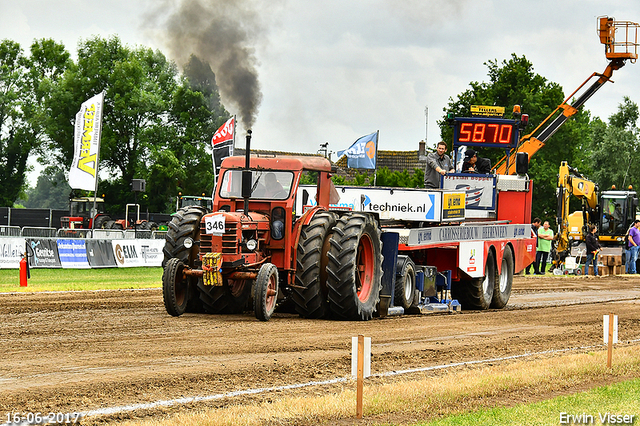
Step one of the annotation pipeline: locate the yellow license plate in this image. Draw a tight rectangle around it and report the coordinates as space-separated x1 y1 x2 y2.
202 252 223 286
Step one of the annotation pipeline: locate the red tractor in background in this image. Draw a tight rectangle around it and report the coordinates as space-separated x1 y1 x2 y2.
60 197 159 231
60 196 112 229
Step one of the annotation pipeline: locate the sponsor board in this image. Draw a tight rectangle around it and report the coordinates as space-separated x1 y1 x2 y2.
27 239 61 268
57 239 90 268
459 241 485 278
111 239 164 267
86 240 117 268
442 174 496 210
407 223 529 246
0 238 26 269
297 185 465 222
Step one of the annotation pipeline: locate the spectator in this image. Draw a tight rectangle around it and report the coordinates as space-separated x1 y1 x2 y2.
525 218 541 275
584 224 601 276
534 221 554 275
626 220 640 274
424 141 454 189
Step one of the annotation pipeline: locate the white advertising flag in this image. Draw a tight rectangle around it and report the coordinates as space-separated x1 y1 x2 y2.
69 92 104 191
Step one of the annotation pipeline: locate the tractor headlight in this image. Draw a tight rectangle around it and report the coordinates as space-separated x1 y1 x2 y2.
245 239 258 251
184 238 193 249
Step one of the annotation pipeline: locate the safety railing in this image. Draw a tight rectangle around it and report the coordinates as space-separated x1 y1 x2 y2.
152 230 168 240
21 227 57 238
56 228 92 238
92 229 125 240
124 229 153 239
0 226 21 237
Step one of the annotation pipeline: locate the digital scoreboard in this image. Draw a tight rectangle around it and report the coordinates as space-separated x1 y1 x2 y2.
453 117 518 148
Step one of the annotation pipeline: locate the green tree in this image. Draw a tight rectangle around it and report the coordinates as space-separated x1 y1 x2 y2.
23 165 71 209
587 97 639 191
0 39 70 207
439 54 593 222
43 36 228 213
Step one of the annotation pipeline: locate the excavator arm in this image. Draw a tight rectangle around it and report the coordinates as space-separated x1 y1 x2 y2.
494 17 639 175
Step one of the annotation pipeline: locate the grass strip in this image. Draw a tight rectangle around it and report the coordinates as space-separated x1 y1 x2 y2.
417 378 640 426
0 267 162 292
96 345 640 426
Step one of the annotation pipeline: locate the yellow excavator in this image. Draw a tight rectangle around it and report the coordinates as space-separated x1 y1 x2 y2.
494 17 639 175
554 161 638 268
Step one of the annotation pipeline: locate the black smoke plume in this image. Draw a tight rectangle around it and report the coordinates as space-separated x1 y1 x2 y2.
151 0 263 129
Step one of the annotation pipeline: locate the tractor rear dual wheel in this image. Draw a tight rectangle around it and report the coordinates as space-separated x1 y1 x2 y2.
326 213 383 321
292 211 337 318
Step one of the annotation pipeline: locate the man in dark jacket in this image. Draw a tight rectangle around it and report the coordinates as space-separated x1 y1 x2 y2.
584 224 601 275
525 218 541 274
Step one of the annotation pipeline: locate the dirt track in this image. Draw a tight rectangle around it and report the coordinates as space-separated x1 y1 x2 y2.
2 274 640 424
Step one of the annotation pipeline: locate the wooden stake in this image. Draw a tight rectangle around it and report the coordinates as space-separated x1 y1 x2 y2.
356 334 364 419
607 313 614 369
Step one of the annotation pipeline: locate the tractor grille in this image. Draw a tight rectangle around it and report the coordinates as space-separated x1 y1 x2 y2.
199 221 240 255
221 221 239 253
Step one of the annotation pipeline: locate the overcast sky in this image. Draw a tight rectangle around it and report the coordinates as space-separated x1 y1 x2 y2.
1 0 640 182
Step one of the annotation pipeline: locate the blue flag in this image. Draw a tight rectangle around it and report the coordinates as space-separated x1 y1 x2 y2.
337 131 378 169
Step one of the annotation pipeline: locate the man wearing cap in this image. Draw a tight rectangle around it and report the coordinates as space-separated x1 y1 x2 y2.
424 141 455 189
462 149 492 174
462 149 478 173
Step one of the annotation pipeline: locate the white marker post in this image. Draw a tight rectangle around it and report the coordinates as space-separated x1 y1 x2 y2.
352 335 371 419
603 313 618 368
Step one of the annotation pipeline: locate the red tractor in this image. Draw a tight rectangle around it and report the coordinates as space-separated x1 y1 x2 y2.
60 196 112 229
162 133 383 321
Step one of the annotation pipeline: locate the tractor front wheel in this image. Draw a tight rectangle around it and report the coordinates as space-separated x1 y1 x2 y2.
163 258 188 316
254 263 279 321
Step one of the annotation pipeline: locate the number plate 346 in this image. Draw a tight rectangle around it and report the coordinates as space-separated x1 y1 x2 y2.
205 214 225 235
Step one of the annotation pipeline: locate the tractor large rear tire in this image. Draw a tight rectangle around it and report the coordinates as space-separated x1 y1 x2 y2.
292 211 337 318
163 206 206 313
491 245 513 308
93 215 111 230
452 250 497 310
326 213 383 321
163 206 206 267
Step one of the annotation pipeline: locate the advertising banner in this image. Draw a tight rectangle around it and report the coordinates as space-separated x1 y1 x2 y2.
69 92 104 191
57 239 91 268
26 239 61 268
111 239 164 267
442 174 496 210
297 185 465 222
0 238 25 269
86 239 117 268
